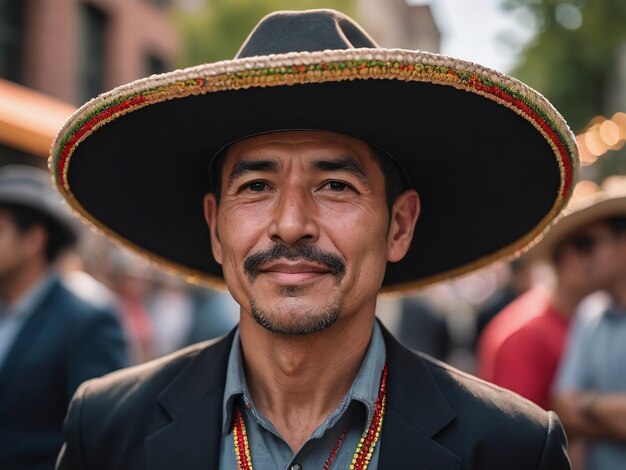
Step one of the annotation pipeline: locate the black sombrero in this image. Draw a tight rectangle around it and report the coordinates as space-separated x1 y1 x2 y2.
49 9 578 293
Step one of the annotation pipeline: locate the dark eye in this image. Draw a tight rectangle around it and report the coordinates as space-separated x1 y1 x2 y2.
327 181 347 191
247 181 267 192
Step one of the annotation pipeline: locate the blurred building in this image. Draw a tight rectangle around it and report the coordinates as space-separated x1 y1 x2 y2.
358 0 440 52
0 0 181 165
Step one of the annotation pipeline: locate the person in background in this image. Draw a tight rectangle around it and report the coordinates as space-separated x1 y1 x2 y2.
474 256 534 345
0 165 128 469
476 208 602 410
148 273 195 357
552 184 626 470
107 251 155 364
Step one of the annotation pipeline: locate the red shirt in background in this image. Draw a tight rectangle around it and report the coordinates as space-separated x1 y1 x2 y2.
477 286 570 410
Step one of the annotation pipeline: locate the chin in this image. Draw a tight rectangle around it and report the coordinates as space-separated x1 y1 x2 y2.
249 298 342 336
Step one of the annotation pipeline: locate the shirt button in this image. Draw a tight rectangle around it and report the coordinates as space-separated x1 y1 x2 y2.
290 463 302 470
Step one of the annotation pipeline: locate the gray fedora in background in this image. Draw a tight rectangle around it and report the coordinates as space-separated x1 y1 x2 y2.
0 165 78 250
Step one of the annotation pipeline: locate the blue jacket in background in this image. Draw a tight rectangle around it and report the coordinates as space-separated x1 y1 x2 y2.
0 278 128 469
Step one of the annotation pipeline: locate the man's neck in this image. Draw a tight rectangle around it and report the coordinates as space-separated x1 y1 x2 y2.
0 260 49 309
608 274 626 311
550 283 587 319
238 312 375 452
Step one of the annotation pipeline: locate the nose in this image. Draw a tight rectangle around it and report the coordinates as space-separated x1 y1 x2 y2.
268 184 320 245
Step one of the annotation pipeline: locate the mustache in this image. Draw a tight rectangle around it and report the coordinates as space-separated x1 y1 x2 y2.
243 244 346 282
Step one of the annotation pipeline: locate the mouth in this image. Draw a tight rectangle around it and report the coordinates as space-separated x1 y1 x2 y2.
244 244 346 284
258 261 335 284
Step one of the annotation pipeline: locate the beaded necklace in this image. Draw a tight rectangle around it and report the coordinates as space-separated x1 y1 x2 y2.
233 364 387 470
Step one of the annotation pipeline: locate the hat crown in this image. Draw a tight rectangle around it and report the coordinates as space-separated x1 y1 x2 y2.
0 165 77 244
0 165 54 199
235 9 379 59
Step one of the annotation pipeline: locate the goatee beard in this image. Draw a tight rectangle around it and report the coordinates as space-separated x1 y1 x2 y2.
249 299 341 335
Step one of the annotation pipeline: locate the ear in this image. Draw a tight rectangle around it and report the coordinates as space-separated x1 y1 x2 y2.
203 193 223 265
387 189 420 263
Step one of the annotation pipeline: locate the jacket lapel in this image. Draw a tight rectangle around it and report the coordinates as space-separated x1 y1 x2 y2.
145 329 236 470
379 324 462 470
0 280 59 398
144 325 462 469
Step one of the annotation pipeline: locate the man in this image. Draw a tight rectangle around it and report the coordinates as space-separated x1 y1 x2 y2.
0 165 128 469
476 211 602 410
551 185 626 470
52 9 577 469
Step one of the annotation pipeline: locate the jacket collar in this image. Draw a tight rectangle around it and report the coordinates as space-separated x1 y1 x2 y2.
145 324 461 470
0 276 59 395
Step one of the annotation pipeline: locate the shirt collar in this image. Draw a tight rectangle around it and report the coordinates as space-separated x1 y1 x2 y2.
222 328 246 434
606 302 626 318
221 321 386 435
0 271 57 318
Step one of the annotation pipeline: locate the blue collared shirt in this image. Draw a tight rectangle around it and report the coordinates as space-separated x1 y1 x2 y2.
0 271 57 370
219 322 386 470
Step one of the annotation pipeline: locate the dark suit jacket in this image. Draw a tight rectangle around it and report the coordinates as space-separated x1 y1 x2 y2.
0 278 128 470
57 325 570 469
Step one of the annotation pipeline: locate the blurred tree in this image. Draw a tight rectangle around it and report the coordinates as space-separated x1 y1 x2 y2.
501 0 626 133
172 0 356 67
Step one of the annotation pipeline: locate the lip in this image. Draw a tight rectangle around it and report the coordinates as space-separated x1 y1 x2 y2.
258 261 334 283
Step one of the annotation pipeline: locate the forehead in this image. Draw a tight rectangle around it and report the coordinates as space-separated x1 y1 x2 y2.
222 130 378 166
0 207 18 232
0 207 12 222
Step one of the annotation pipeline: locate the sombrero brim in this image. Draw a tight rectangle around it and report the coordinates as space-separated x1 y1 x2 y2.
529 194 626 262
49 48 577 293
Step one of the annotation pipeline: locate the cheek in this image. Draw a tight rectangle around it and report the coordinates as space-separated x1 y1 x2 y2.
325 211 389 270
0 239 21 267
591 251 619 277
217 209 267 263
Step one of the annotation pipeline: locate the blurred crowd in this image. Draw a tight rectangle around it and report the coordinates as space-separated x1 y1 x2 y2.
61 236 240 364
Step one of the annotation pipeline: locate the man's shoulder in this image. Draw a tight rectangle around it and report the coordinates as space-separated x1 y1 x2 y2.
61 334 233 466
419 353 568 468
383 340 569 468
495 312 562 354
486 289 549 333
47 277 117 320
77 337 225 404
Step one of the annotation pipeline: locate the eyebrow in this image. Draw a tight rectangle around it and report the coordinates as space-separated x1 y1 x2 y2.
226 155 370 185
227 159 279 184
311 157 369 182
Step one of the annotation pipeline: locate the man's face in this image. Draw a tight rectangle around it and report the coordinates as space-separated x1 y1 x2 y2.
565 221 626 291
204 131 418 335
585 222 626 289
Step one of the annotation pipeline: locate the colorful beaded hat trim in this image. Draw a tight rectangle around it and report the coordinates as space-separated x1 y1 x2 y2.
49 48 578 292
52 49 576 192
